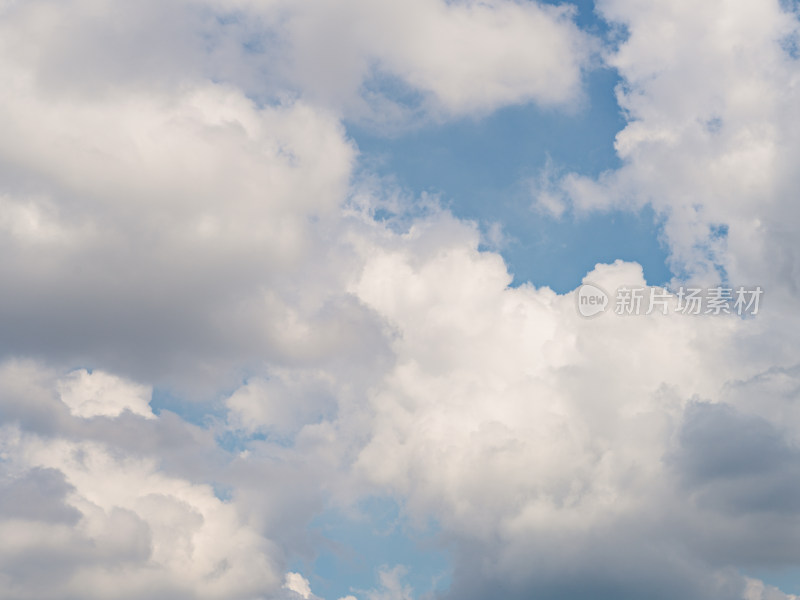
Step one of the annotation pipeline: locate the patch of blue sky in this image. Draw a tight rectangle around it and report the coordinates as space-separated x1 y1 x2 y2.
294 497 451 600
150 387 227 426
348 63 672 293
534 0 609 38
213 429 284 454
746 568 800 596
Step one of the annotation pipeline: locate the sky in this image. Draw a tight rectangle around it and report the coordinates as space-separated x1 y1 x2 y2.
1 1 800 599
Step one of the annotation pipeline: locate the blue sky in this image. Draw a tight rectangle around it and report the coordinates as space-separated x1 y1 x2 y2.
299 499 450 600
349 64 672 293
313 7 671 593
344 0 672 295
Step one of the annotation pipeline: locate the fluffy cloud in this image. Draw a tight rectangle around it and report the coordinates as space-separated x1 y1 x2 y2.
0 0 593 389
0 360 290 599
551 0 800 300
57 369 154 419
2 437 281 600
262 0 592 119
284 572 313 599
0 1 376 392
4 210 796 600
2 0 800 599
0 0 591 123
340 212 800 599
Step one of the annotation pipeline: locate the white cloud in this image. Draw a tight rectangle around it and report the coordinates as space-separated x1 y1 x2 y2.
0 428 282 599
0 0 593 389
744 578 799 600
365 566 414 600
284 572 312 599
225 372 340 437
359 0 591 117
1 0 591 125
206 0 593 121
57 369 154 419
0 360 328 600
1 1 800 599
0 2 373 393
553 0 800 303
342 212 800 599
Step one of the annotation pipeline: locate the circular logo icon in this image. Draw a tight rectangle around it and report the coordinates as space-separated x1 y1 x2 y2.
576 282 609 318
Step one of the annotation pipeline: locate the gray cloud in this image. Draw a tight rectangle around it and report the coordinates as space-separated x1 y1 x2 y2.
0 467 81 525
1 1 799 599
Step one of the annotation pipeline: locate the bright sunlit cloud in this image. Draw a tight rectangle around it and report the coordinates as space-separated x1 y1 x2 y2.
1 1 799 599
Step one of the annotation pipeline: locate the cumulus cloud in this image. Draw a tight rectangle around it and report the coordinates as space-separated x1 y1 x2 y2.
1 0 591 124
0 1 593 388
0 360 289 599
57 369 154 419
219 0 592 121
0 1 376 392
284 572 313 599
318 202 796 599
550 0 800 299
1 1 800 599
0 431 282 599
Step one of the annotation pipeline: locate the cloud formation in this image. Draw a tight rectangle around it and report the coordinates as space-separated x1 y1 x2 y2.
1 1 799 599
